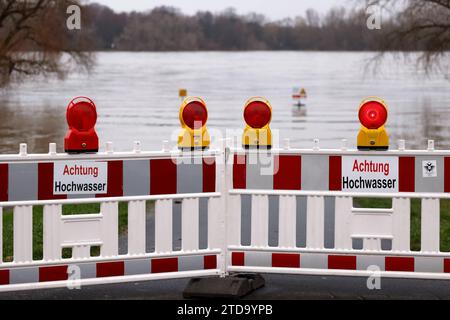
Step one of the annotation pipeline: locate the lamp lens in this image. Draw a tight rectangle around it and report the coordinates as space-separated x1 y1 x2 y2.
183 101 208 129
67 100 97 131
359 101 387 129
244 101 271 129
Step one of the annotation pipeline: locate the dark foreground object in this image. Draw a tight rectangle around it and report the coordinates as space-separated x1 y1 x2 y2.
183 274 265 299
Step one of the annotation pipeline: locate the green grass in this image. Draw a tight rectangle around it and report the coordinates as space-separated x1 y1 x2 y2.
440 200 450 253
2 203 129 262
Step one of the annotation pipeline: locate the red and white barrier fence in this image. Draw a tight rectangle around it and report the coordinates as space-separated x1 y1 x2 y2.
0 142 226 292
225 139 450 280
1 139 450 292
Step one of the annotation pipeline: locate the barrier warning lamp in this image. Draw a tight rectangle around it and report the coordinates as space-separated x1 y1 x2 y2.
357 97 389 151
64 97 99 154
178 97 211 151
242 97 272 149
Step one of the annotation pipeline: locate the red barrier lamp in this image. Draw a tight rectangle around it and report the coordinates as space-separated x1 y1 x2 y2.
242 97 272 149
64 97 99 153
357 97 389 151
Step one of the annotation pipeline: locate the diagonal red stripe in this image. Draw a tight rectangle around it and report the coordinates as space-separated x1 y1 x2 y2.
399 157 415 192
231 252 245 266
328 255 357 270
97 161 123 198
274 156 301 190
0 270 9 285
39 265 69 282
385 257 414 272
272 253 300 268
204 255 217 270
445 158 450 193
329 156 342 191
0 164 7 201
150 159 177 195
96 261 125 278
233 155 247 189
38 163 67 201
151 258 178 273
444 259 450 273
203 158 216 192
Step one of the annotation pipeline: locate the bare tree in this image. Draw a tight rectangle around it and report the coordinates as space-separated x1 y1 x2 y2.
0 0 94 88
367 0 450 73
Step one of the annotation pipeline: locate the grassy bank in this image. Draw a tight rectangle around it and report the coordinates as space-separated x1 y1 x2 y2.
2 199 450 262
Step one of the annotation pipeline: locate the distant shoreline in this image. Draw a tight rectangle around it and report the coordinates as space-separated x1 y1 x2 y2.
68 50 445 53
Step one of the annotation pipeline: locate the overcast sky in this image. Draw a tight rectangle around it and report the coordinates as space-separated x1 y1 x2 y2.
91 0 345 20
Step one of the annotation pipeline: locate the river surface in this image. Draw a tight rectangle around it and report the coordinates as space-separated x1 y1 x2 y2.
0 51 449 154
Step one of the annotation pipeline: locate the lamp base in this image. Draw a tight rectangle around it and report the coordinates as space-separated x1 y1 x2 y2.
243 145 272 150
357 146 389 151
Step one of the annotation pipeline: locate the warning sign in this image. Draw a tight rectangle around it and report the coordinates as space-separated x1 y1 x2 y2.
53 161 108 195
342 156 398 193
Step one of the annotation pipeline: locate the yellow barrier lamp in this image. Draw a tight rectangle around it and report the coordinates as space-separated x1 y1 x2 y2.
242 97 272 149
357 97 389 151
178 97 211 151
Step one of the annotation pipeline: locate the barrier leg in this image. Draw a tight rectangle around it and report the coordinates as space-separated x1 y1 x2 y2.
183 148 265 299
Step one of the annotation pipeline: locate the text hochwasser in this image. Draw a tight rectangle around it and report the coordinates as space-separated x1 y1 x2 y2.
54 181 107 193
343 159 397 190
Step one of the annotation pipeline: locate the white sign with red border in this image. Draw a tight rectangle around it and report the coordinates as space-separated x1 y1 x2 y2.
342 156 399 193
53 161 108 195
